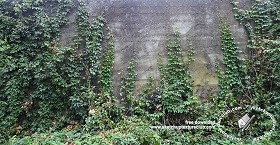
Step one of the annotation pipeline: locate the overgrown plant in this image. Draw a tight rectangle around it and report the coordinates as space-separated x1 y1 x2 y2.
0 0 117 141
120 56 137 116
159 31 194 113
157 30 202 125
0 0 76 141
230 0 279 142
1 0 279 144
213 0 279 143
84 28 121 133
231 0 280 105
216 22 243 108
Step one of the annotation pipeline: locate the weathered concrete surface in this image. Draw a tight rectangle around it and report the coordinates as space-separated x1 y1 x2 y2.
61 0 250 98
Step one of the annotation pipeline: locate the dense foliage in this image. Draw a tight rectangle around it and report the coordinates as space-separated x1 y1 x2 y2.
0 0 119 142
157 31 206 125
0 0 279 144
230 0 280 112
0 0 76 140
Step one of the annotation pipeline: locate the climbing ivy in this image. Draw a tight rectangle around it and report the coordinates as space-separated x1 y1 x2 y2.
230 0 280 101
0 0 117 141
99 30 115 96
120 56 137 116
216 22 243 108
159 31 194 113
83 28 121 133
1 0 279 144
214 0 280 143
156 30 202 125
135 76 163 122
0 0 76 140
230 0 280 142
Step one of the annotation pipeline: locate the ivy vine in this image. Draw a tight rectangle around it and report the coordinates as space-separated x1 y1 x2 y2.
0 0 117 141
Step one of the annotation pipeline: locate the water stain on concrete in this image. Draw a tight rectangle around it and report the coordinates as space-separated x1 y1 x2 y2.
60 0 250 97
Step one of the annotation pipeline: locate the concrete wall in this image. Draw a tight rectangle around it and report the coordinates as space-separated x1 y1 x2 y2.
61 0 250 99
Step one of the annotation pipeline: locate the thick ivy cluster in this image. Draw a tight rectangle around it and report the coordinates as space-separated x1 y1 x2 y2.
1 0 279 144
231 0 279 142
120 57 137 116
136 76 163 122
83 28 121 133
0 0 75 140
159 31 194 113
215 0 279 142
70 1 106 118
231 0 280 100
0 0 117 141
217 22 243 107
156 31 203 125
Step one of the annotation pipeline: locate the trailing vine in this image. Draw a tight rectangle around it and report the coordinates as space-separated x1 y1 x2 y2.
216 22 243 107
157 30 201 125
159 31 192 114
1 0 279 144
0 0 75 140
120 56 137 116
0 0 117 141
231 0 280 101
214 0 280 142
83 28 120 133
99 31 115 96
230 0 280 142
